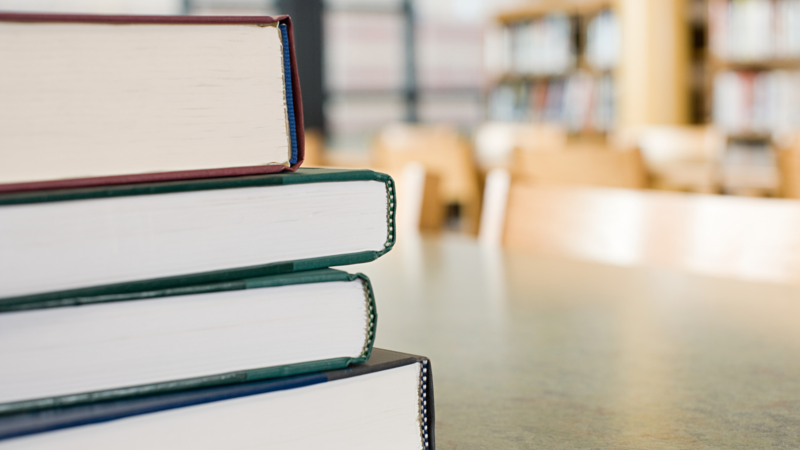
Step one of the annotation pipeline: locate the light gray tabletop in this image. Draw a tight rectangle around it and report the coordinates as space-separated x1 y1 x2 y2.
348 233 800 449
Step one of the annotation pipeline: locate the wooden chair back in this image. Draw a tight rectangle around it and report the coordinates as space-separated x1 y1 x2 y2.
501 181 800 284
513 142 647 189
373 123 481 233
775 134 800 199
392 162 445 233
613 125 725 192
301 129 326 166
474 122 568 170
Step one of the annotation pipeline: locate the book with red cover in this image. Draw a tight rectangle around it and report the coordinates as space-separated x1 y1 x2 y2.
0 12 305 193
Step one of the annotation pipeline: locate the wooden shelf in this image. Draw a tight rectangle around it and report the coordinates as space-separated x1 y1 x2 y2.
576 64 615 76
567 130 609 141
493 66 614 84
726 132 773 141
493 73 570 83
710 57 800 71
496 0 614 24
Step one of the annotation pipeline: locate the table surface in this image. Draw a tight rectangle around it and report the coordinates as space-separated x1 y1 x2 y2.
348 233 800 449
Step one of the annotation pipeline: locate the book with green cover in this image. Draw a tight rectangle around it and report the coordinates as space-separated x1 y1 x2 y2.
0 268 377 416
0 167 395 306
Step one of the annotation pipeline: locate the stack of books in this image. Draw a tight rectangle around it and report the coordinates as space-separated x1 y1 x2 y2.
0 12 434 450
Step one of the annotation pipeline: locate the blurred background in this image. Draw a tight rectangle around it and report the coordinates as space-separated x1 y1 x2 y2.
6 0 800 244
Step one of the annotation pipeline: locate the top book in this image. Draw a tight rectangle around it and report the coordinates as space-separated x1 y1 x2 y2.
0 13 304 193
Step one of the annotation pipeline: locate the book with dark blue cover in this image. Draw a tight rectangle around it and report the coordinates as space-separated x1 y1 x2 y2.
0 349 435 450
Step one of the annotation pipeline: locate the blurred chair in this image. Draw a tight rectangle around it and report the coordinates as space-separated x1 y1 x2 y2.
481 177 800 284
473 122 567 171
719 140 779 197
301 129 326 166
394 162 445 234
613 125 725 193
512 141 647 189
478 168 511 247
775 134 800 199
373 123 481 234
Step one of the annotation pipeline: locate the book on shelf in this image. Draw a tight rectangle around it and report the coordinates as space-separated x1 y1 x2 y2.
0 12 304 193
585 9 620 70
713 70 800 134
710 0 800 62
0 168 396 303
0 349 435 450
483 13 575 77
721 140 779 192
509 13 575 76
488 72 615 133
485 7 619 76
0 269 376 415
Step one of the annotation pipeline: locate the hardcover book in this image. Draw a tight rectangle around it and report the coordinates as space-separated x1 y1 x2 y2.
0 168 396 303
0 269 376 416
0 349 435 450
0 12 304 193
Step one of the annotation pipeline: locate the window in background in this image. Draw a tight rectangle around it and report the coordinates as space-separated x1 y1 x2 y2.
324 1 406 154
415 8 484 131
187 0 275 15
324 0 485 155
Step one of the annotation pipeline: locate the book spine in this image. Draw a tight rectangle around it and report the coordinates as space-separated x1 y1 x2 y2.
280 23 299 165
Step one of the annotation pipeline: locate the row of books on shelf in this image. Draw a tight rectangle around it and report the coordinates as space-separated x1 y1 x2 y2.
486 9 619 76
584 9 619 71
0 12 433 449
710 0 800 61
489 73 615 133
507 14 575 76
722 141 779 191
713 70 800 134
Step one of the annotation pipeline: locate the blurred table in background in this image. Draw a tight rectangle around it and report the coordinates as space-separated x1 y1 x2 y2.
349 234 800 449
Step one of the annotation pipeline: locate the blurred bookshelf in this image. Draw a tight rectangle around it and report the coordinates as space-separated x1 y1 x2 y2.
708 0 800 138
706 0 800 194
485 0 618 138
